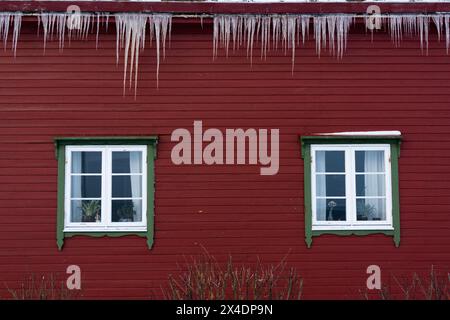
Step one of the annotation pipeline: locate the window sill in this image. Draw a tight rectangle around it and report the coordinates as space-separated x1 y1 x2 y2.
60 230 151 249
312 225 394 231
64 226 147 233
307 229 399 248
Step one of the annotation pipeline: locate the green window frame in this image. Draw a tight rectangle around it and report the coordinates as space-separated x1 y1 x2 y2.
55 137 158 250
300 135 401 248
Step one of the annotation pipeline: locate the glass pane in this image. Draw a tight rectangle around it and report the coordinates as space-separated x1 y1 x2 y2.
112 200 142 222
112 151 142 174
316 174 346 197
112 176 142 198
71 176 101 198
70 200 101 223
357 198 386 221
316 198 346 221
356 174 386 197
355 151 385 173
316 151 345 173
71 152 102 173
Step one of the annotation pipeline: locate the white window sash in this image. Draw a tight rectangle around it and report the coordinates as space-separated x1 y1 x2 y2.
64 145 147 232
311 144 393 231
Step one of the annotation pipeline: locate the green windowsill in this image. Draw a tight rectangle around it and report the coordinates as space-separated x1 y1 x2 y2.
307 229 398 248
58 232 151 250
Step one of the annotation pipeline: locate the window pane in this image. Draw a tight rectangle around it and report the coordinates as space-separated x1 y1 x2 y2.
112 151 142 174
70 200 101 223
112 200 142 222
316 174 346 197
357 198 386 221
316 151 345 173
316 198 346 221
71 151 102 173
356 174 386 197
71 176 101 198
355 151 385 173
112 176 142 198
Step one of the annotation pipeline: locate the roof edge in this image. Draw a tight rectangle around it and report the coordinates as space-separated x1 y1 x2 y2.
2 1 450 15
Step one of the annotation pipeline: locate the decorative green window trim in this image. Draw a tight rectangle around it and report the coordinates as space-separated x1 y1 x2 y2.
300 135 401 248
55 136 158 250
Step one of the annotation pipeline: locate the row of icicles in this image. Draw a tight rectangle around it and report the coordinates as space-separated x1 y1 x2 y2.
2 12 450 95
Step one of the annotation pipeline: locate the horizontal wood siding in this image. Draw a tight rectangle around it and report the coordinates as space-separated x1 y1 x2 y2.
0 22 449 299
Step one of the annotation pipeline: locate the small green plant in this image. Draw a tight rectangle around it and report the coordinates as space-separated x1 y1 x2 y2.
162 251 303 300
6 273 80 300
81 200 101 222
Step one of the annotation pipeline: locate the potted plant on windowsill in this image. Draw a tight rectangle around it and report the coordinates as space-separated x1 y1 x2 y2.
81 200 101 223
116 202 135 222
357 203 376 221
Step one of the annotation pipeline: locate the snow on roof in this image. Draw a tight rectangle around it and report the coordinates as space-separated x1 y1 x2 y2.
317 131 402 136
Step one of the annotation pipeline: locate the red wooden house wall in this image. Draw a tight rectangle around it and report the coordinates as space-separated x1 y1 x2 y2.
0 19 449 299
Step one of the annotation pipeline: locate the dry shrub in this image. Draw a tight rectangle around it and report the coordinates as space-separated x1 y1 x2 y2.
163 252 303 300
6 273 80 300
361 266 449 300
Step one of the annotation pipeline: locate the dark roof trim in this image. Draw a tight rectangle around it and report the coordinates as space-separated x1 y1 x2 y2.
2 1 450 15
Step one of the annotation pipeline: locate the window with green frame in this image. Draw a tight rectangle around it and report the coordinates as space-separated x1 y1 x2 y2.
55 137 158 250
300 134 401 248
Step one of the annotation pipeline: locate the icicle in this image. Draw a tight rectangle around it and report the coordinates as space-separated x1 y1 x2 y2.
105 14 110 32
445 15 450 54
287 16 296 72
260 16 270 59
231 15 240 52
0 14 11 51
403 15 417 39
115 15 123 65
432 15 442 42
212 16 218 58
313 17 323 57
39 13 50 51
114 13 172 95
96 13 100 49
389 15 403 47
37 12 98 51
213 14 352 68
56 14 66 51
245 16 257 64
327 16 336 55
418 15 429 55
301 16 309 46
312 15 352 58
223 16 231 57
153 14 172 87
0 13 23 56
213 15 246 59
11 13 21 56
272 16 280 50
382 14 432 54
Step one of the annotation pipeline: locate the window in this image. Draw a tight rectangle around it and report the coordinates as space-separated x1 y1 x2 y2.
55 137 157 250
65 146 147 231
301 135 401 247
312 145 392 229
